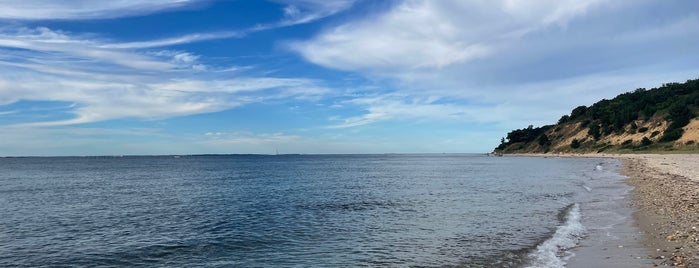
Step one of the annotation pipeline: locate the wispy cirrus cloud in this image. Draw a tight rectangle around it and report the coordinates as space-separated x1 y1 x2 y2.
0 26 328 126
0 0 355 153
328 94 507 129
273 0 356 26
0 0 203 20
100 31 245 49
1 0 357 51
100 1 358 49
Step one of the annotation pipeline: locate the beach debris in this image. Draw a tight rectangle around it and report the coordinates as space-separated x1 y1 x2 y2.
675 256 684 266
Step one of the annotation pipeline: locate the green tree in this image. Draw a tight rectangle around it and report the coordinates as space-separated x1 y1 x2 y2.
570 105 588 119
558 115 570 124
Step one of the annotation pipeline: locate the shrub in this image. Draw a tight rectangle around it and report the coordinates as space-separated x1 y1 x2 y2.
538 134 552 146
571 139 581 149
641 137 653 146
659 128 684 142
638 127 649 133
580 119 591 128
588 124 601 140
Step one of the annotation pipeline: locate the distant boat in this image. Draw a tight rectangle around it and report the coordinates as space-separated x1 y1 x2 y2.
173 155 181 158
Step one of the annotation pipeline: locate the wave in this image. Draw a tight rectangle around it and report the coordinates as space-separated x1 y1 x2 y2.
524 203 585 268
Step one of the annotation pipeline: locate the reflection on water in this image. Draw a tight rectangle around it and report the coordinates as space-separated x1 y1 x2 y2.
0 154 622 267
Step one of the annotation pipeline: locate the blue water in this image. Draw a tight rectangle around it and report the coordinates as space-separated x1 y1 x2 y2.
0 154 624 267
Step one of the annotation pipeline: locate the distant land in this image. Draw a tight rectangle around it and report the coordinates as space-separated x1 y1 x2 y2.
495 78 699 154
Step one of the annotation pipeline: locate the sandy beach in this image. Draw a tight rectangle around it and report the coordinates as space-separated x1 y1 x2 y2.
620 154 699 267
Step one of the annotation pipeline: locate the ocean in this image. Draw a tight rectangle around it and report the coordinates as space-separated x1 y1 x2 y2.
0 154 636 267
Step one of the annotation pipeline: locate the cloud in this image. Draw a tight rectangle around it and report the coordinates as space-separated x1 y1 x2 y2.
292 0 607 72
0 0 355 50
275 0 355 25
78 1 357 51
202 131 300 145
328 94 508 129
0 27 175 71
294 0 699 128
0 26 329 126
101 31 244 49
0 0 203 20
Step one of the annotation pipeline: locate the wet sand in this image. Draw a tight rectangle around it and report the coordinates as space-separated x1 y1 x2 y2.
565 156 654 268
620 154 699 267
512 153 699 267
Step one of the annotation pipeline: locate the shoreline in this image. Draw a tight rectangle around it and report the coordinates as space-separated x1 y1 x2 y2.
621 154 699 267
508 153 699 267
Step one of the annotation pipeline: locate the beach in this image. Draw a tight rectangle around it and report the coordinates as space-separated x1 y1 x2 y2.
545 153 699 267
620 154 699 267
512 153 699 267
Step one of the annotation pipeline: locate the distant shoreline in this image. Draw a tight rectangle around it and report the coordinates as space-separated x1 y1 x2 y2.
507 153 699 266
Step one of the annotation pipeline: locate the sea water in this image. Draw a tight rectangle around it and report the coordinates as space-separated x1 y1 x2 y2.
0 154 633 267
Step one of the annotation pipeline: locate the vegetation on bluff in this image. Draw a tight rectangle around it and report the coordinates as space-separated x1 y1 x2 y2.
496 78 699 153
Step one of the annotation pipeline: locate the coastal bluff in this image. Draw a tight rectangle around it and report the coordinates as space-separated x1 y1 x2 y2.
495 78 699 154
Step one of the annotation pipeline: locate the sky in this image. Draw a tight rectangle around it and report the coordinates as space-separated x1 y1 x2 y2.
0 0 697 156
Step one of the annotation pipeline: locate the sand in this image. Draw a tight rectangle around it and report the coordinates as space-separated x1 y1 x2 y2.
620 154 699 267
511 153 699 267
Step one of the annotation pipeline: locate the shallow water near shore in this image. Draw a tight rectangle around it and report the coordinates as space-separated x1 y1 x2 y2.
0 154 647 267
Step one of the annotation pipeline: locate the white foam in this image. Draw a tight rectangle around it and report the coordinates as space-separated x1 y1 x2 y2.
525 203 585 268
581 185 592 192
595 164 603 171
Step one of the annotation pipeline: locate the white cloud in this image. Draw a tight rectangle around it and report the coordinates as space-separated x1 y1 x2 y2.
65 0 357 53
0 0 202 20
101 31 244 49
0 27 175 71
328 94 508 129
202 131 301 145
266 0 356 27
292 0 607 72
0 0 355 50
0 27 329 126
295 0 699 129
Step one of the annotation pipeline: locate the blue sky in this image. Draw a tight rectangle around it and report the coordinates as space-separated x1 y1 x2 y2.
0 0 697 155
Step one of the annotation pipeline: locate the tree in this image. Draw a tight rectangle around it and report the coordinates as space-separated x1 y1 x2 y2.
570 105 588 119
558 115 570 124
641 137 652 146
